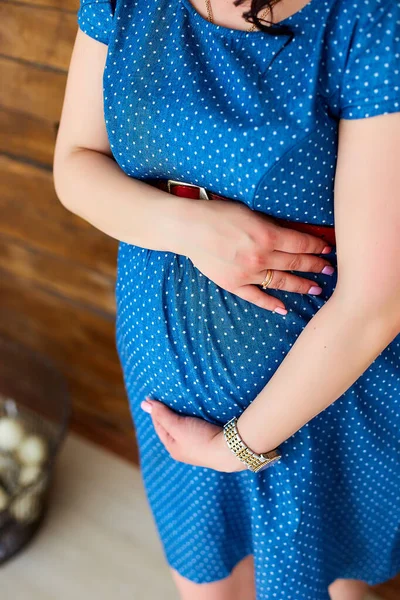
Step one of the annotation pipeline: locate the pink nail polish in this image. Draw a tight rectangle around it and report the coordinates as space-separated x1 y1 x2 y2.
322 246 332 254
274 307 287 315
141 401 152 414
321 266 335 275
308 286 322 295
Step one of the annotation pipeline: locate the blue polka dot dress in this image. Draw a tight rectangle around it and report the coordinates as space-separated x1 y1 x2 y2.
77 0 400 597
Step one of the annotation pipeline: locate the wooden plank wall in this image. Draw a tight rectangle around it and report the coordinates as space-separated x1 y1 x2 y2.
0 2 398 596
0 0 138 464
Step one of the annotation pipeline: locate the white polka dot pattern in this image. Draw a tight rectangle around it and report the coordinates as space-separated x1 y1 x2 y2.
77 0 113 45
77 0 400 597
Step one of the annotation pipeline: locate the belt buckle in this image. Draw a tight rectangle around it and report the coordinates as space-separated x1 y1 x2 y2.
166 179 210 200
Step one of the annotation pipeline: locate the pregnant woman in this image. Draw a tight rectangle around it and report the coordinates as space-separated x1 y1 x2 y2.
53 0 400 598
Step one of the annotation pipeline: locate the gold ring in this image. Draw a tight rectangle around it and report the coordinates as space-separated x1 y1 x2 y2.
261 269 274 289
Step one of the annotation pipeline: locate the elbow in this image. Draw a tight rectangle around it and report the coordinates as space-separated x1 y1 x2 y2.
52 167 70 213
53 150 71 211
332 285 400 338
52 147 80 214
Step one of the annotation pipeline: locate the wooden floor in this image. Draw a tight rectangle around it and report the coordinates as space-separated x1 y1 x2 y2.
0 432 392 600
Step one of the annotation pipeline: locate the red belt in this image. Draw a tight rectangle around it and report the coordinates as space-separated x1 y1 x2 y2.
150 178 336 248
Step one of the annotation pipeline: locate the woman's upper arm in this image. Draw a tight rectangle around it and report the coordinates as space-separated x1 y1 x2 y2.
53 1 114 173
333 112 400 327
331 2 400 326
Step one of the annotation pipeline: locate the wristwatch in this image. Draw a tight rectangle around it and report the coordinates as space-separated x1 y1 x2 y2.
223 416 282 473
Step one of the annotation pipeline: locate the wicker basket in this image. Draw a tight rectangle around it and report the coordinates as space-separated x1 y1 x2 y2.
0 336 70 564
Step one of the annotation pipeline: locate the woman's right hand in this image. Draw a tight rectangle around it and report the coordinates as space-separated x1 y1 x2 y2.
183 198 335 314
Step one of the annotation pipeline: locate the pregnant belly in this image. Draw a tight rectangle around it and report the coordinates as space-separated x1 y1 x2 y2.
115 243 337 426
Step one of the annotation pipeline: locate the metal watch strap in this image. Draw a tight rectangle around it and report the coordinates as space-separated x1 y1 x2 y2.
223 417 281 473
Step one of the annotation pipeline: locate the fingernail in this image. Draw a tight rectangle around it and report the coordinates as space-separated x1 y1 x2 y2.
308 286 322 295
321 246 332 254
274 307 288 315
140 401 152 414
321 265 335 275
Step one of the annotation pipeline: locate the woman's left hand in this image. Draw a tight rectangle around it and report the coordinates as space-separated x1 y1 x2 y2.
140 397 247 473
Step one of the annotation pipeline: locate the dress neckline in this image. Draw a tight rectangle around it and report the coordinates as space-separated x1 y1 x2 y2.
180 0 318 37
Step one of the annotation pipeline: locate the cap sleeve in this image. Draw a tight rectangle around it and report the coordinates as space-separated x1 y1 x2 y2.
77 0 115 45
338 1 400 120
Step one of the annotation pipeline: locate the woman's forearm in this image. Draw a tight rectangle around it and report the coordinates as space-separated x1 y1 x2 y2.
53 148 194 253
235 293 400 455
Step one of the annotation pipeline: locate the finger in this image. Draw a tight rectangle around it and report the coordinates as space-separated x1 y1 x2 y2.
150 401 184 440
265 250 335 276
273 226 331 255
152 415 176 450
251 270 323 295
233 285 288 313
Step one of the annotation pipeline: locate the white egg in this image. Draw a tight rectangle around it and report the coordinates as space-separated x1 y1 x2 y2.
17 435 48 466
18 465 42 487
0 418 25 451
10 493 41 524
0 486 9 511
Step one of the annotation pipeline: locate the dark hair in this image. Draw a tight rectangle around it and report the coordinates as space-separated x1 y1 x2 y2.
110 0 294 39
233 0 294 37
